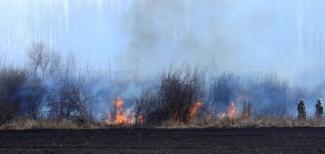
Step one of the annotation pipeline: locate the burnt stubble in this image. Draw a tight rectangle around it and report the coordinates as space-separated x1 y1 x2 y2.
0 128 325 154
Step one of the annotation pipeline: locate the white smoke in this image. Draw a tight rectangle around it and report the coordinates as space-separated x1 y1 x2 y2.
1 0 325 87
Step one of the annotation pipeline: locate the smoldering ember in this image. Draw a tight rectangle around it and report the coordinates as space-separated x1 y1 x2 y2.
1 1 325 154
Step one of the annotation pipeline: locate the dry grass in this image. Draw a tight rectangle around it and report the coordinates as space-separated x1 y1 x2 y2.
0 118 102 130
2 117 325 130
157 117 325 129
0 118 144 130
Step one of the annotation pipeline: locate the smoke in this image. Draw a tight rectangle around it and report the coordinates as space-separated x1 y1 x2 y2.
121 0 325 87
122 0 235 76
3 0 325 121
1 0 325 86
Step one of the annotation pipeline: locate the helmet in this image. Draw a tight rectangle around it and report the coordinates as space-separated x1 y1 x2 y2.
317 98 322 104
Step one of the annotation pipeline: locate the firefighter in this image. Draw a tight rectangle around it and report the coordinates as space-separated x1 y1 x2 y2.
315 99 323 119
298 99 306 120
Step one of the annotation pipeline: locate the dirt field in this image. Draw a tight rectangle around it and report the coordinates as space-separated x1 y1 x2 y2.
0 127 325 154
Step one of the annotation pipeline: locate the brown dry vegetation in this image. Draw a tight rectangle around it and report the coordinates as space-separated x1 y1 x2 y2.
156 118 325 129
2 117 325 130
0 118 107 130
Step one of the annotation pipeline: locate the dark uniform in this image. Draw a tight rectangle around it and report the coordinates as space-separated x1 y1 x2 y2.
315 99 323 119
298 99 306 120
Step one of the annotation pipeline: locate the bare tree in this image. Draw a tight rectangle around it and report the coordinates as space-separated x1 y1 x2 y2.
23 42 62 119
27 43 51 77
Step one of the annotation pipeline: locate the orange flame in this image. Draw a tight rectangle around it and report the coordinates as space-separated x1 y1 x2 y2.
114 97 129 124
106 97 144 126
220 102 238 120
188 101 204 121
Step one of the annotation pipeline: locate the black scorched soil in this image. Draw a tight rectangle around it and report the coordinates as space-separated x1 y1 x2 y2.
0 127 325 154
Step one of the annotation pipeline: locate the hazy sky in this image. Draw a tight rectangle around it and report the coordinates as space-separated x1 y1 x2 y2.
1 0 325 86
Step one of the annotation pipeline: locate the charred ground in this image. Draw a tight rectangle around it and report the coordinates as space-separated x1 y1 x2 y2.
0 128 325 154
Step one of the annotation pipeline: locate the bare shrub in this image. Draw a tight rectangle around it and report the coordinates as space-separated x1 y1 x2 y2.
20 78 46 119
47 72 99 122
247 74 291 117
46 53 102 122
135 66 205 126
208 73 297 118
0 68 27 124
25 43 101 122
208 73 242 113
21 43 62 119
133 88 159 126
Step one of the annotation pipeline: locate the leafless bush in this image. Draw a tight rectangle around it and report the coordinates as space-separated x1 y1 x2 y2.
208 73 296 118
22 42 61 119
20 78 46 119
25 42 101 122
133 88 159 126
135 66 206 125
0 68 27 124
247 74 292 117
46 63 101 122
208 73 242 113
